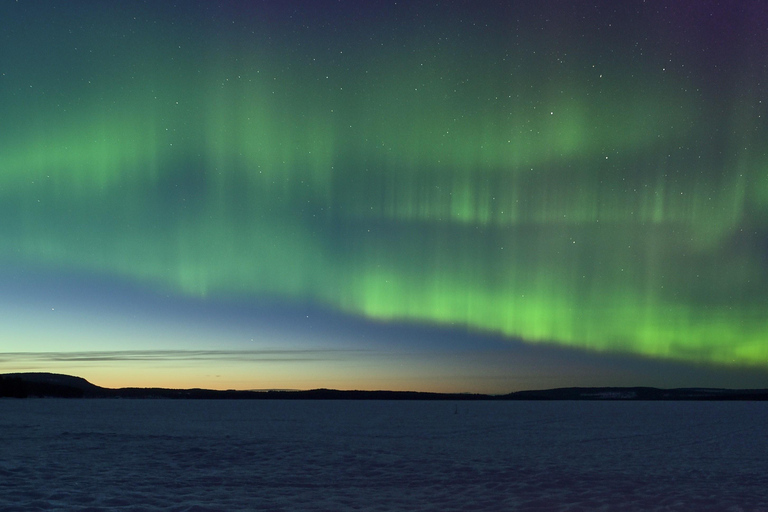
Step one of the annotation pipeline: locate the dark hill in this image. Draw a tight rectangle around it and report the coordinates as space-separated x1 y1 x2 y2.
0 372 106 398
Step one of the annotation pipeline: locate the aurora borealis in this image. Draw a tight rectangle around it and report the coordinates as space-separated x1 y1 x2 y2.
1 1 767 391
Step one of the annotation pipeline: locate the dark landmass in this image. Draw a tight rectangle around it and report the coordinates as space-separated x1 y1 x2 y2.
0 373 100 398
2 373 767 400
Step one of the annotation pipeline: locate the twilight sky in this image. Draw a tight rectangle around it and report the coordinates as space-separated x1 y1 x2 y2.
1 0 767 392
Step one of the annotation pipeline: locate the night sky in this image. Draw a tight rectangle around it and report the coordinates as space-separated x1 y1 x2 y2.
1 1 767 392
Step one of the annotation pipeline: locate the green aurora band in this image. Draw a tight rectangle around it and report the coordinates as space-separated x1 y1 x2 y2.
1 2 767 367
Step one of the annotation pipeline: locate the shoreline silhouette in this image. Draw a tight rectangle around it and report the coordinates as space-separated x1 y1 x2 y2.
3 372 767 400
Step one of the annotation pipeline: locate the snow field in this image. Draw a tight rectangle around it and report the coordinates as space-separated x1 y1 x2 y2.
1 400 767 511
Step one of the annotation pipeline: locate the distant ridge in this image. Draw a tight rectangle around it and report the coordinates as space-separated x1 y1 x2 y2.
2 373 767 400
501 386 768 401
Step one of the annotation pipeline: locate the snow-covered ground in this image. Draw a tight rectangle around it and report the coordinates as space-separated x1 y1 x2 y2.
1 399 766 511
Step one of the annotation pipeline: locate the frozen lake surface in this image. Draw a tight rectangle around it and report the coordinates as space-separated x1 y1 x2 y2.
1 399 767 511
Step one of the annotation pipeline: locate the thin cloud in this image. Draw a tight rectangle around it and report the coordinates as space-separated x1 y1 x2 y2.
0 349 368 363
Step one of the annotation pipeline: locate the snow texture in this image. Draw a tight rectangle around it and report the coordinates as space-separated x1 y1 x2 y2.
1 400 767 511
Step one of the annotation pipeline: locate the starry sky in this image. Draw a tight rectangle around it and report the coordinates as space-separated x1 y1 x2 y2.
1 0 767 392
